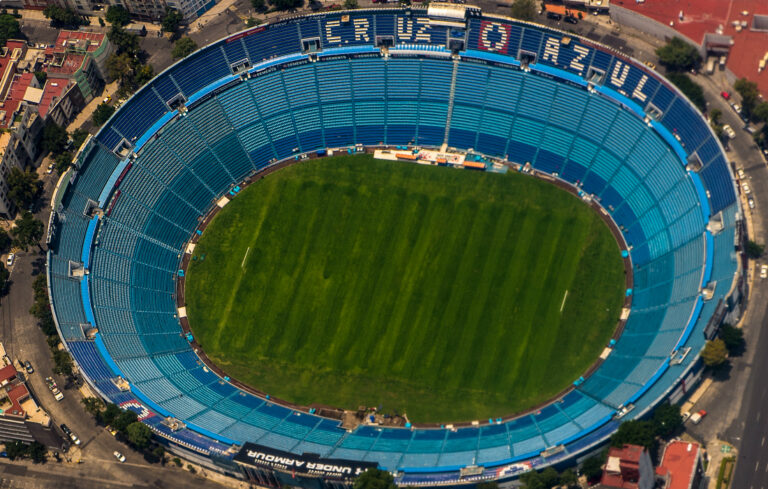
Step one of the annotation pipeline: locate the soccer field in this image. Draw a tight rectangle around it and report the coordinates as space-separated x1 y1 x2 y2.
185 155 626 422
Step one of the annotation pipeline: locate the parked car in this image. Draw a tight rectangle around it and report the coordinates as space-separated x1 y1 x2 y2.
690 410 707 424
113 451 126 463
721 91 731 100
46 163 54 174
749 197 756 210
60 424 81 445
742 182 751 194
761 264 767 279
731 102 742 114
45 376 64 401
644 60 656 69
737 168 746 179
546 12 562 20
6 253 14 267
564 15 578 24
723 124 736 140
23 361 33 374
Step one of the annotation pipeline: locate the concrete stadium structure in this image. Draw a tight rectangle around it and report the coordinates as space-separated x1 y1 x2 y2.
46 4 741 487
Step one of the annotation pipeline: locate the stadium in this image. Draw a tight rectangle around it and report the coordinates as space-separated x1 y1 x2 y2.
46 4 741 487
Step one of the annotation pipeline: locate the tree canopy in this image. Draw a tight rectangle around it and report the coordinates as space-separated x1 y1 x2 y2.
6 168 41 211
105 5 131 26
11 211 44 251
0 14 21 46
251 0 267 12
108 25 140 55
92 103 115 127
41 121 69 155
652 402 683 438
0 228 10 254
580 454 605 482
271 0 303 11
746 240 764 259
354 469 398 489
171 36 198 59
610 419 656 450
43 5 87 28
701 338 728 367
0 263 9 295
666 72 706 112
719 323 745 355
734 78 760 120
126 421 153 449
161 8 184 37
655 37 701 72
510 0 537 21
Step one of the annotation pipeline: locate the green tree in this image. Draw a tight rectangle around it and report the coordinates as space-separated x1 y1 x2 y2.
0 14 20 46
43 5 87 28
519 470 545 489
105 5 131 26
271 0 303 11
113 410 139 432
81 397 104 417
171 36 198 59
539 467 560 488
28 441 46 463
709 108 722 126
344 0 358 9
702 338 728 368
0 228 10 254
580 454 605 482
108 26 140 55
52 349 73 376
353 468 397 489
54 151 73 173
251 0 267 12
610 419 656 450
161 8 184 37
70 128 89 150
753 101 768 123
41 121 69 155
134 64 154 88
0 263 9 294
655 37 701 72
34 71 47 86
5 440 27 460
746 239 764 259
11 212 44 251
92 103 115 127
719 323 745 354
125 421 152 448
666 72 706 112
476 483 499 489
246 17 257 27
510 0 537 21
652 402 682 438
6 168 41 211
560 468 578 488
734 78 760 119
100 402 123 426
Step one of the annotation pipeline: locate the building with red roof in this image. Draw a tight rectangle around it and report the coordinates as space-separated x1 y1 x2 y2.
43 30 114 102
656 440 704 489
598 444 655 489
612 0 768 98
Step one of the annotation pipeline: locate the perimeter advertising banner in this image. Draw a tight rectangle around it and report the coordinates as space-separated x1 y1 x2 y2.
235 442 378 479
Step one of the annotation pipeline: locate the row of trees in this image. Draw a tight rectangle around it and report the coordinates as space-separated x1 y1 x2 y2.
701 323 745 368
31 274 74 376
81 398 162 460
5 440 47 463
43 5 89 28
0 13 20 46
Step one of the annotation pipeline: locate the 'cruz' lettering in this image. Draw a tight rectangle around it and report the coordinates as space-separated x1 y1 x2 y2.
610 61 630 87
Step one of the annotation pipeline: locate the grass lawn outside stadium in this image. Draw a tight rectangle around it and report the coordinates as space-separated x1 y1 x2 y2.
185 154 626 423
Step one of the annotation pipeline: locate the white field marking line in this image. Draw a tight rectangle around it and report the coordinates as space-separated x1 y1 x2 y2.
560 290 569 313
241 246 251 269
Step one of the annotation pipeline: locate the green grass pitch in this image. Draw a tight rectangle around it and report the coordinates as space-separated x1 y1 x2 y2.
185 154 625 423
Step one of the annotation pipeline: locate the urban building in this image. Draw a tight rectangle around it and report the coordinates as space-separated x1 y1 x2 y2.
656 440 705 489
42 31 114 102
597 444 655 489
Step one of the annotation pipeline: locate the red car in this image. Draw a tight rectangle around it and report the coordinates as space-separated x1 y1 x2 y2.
721 91 731 100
